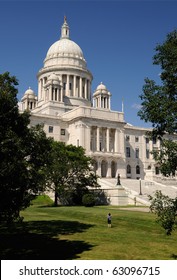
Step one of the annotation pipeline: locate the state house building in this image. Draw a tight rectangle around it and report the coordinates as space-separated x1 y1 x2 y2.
19 17 173 180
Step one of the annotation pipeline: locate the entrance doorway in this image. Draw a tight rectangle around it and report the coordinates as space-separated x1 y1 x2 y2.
111 161 116 178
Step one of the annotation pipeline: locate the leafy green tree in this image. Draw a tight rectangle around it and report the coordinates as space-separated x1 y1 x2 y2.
47 141 100 206
153 139 177 176
138 30 177 136
0 72 52 222
149 190 177 235
138 30 177 175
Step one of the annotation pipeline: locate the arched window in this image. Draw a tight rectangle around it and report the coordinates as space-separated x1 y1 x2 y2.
136 165 140 174
111 161 116 178
127 164 131 174
101 160 108 178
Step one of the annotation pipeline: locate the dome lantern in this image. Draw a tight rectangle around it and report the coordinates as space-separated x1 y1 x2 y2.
61 16 70 39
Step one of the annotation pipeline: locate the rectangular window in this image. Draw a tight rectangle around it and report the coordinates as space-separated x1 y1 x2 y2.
49 126 53 133
146 149 150 159
135 148 139 158
61 129 65 135
126 147 131 157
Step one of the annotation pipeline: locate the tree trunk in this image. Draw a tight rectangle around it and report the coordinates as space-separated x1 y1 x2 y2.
54 191 58 206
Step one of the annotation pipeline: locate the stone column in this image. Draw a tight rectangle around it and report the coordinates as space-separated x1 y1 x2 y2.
80 123 85 147
108 96 111 109
88 81 91 101
84 78 87 99
106 128 110 152
102 128 106 152
49 85 52 101
85 126 91 152
73 75 76 97
41 78 45 100
66 75 69 96
92 128 95 151
114 129 119 153
38 79 42 100
79 77 82 98
119 129 125 155
97 127 100 151
99 95 102 108
61 86 63 102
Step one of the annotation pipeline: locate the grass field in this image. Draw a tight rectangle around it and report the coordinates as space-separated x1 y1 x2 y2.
1 195 177 260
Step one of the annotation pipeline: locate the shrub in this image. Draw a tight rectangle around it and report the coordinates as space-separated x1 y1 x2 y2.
82 193 95 207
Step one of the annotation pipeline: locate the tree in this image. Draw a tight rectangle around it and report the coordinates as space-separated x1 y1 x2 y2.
138 30 177 175
138 30 177 136
47 141 100 206
0 72 52 222
153 139 177 176
149 190 177 235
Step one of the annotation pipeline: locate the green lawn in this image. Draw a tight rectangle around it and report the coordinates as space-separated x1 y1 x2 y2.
1 195 177 260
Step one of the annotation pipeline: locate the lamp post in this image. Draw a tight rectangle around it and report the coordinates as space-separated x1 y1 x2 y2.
139 178 142 195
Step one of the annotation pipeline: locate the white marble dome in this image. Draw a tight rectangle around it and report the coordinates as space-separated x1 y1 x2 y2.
44 18 86 69
46 39 84 60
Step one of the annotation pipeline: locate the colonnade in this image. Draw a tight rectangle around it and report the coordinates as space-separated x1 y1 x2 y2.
38 74 91 102
90 126 124 154
93 95 111 109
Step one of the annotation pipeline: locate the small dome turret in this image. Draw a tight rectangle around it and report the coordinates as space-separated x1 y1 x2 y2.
96 82 107 91
24 87 35 98
21 87 37 110
47 73 60 85
93 82 111 110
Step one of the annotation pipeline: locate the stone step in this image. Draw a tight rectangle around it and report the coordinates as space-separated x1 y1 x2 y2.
98 178 177 206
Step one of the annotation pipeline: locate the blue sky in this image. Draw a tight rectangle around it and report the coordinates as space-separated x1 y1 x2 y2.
0 0 177 127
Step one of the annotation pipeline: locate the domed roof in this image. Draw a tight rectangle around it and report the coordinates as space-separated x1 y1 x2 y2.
46 39 84 59
21 87 36 101
47 73 60 85
44 17 86 69
96 82 107 90
24 87 35 97
93 82 111 97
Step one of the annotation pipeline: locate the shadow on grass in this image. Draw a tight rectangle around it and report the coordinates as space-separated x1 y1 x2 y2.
0 220 94 260
171 254 177 259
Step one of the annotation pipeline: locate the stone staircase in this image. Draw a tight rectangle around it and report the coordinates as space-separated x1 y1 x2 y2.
98 178 177 206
